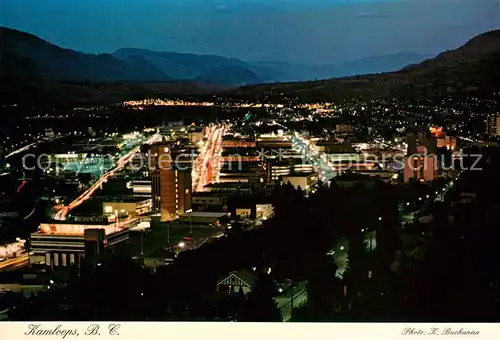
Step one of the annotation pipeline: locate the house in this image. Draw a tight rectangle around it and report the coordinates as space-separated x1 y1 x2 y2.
216 270 257 295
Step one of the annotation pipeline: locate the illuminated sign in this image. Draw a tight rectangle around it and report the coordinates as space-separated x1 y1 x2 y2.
429 127 443 135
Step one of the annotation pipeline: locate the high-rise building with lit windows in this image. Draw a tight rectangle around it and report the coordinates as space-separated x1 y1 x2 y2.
487 114 500 136
403 155 436 182
149 144 192 222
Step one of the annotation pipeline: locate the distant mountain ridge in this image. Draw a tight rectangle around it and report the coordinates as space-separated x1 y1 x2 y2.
251 52 432 81
196 65 263 86
1 26 434 87
0 27 170 82
113 48 431 83
227 29 500 101
112 47 268 85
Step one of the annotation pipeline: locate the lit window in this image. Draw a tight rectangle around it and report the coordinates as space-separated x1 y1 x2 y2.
104 206 113 214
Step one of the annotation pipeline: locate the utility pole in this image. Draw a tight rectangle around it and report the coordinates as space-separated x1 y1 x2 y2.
167 221 170 244
185 209 193 236
140 230 144 255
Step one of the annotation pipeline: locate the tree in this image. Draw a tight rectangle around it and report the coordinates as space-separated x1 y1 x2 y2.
239 273 282 322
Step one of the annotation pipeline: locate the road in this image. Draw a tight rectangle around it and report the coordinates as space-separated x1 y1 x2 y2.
194 126 224 192
288 132 338 183
0 253 29 272
55 134 160 220
6 134 70 159
5 143 37 159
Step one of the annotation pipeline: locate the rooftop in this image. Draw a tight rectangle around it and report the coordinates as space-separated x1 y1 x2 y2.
100 196 152 203
282 172 318 178
179 212 229 218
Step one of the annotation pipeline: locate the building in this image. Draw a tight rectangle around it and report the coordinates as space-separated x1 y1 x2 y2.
188 126 205 144
256 136 292 149
204 182 252 194
316 141 356 154
235 208 252 219
281 172 319 193
130 180 152 195
150 144 193 222
488 114 500 136
425 137 438 154
266 159 315 182
222 137 256 148
44 128 55 139
403 155 437 182
178 211 229 225
29 220 131 268
407 134 417 155
102 197 153 217
336 124 353 134
192 194 227 211
436 136 457 150
216 270 257 295
256 204 274 220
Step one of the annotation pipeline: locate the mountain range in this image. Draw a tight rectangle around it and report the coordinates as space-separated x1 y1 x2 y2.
2 26 500 105
0 26 432 87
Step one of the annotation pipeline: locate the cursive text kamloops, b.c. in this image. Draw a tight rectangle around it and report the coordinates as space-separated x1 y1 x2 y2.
24 324 121 339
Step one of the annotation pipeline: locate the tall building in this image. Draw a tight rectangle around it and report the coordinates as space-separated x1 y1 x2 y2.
149 144 192 222
487 114 500 136
403 155 436 182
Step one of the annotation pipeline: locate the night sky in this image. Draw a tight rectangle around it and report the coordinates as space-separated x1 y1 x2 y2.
1 0 499 64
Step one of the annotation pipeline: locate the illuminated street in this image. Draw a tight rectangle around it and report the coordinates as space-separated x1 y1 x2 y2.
288 133 339 184
193 125 224 192
54 133 160 220
0 253 29 271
